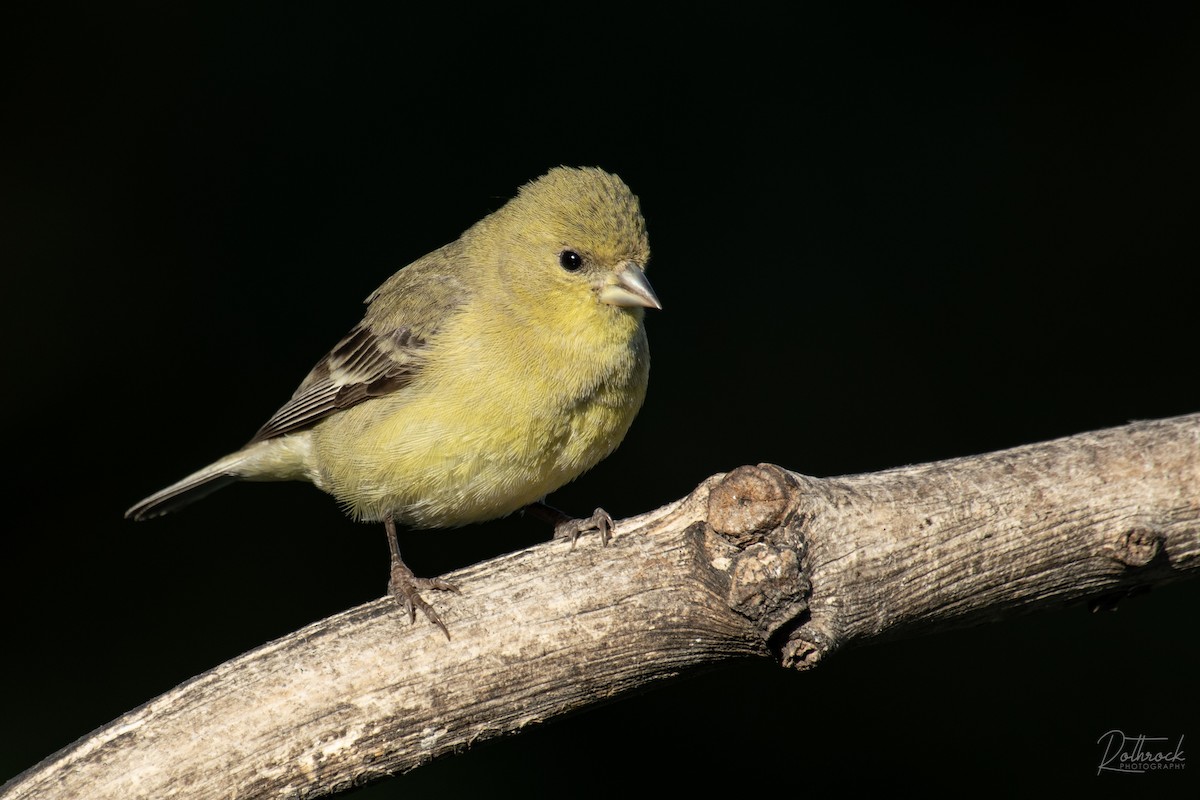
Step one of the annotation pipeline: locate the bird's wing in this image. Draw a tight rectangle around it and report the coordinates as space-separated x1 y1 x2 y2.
247 245 471 444
247 323 427 444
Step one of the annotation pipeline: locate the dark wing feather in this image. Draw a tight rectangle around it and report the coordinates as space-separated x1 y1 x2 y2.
247 324 425 444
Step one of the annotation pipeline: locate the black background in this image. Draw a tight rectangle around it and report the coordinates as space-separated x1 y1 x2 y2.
3 4 1198 796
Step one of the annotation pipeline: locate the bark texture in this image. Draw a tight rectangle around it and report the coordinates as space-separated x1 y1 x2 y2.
4 414 1197 799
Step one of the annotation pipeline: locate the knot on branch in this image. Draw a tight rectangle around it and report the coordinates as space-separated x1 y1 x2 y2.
705 465 811 640
708 464 793 545
780 628 834 671
1111 526 1165 568
726 542 809 632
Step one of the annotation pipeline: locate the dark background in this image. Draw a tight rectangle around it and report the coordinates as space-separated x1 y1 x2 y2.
3 4 1197 796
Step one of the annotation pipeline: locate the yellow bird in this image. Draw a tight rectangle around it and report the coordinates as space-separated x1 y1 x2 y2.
126 167 660 637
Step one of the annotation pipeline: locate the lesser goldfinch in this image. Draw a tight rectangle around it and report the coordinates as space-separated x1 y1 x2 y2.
126 166 660 637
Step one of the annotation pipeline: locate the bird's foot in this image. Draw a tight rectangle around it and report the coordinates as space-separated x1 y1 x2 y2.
551 507 614 550
388 560 459 640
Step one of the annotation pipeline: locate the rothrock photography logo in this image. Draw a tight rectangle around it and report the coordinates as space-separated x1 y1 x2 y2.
1096 730 1186 775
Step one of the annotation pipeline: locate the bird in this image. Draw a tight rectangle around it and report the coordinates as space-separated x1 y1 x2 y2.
126 166 660 638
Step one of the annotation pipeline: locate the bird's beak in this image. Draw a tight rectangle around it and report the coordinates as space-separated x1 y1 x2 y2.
598 263 662 310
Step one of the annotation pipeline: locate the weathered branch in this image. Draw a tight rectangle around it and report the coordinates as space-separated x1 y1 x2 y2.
4 414 1197 799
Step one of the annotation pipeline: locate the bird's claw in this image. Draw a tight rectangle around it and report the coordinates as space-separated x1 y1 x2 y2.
552 507 614 550
388 563 459 640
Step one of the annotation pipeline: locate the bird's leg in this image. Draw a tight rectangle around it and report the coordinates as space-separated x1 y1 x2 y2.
385 514 459 640
525 502 614 550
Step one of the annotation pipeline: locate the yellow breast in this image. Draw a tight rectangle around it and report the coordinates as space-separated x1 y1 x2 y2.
308 299 649 527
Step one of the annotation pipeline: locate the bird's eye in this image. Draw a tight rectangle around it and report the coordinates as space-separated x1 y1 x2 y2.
559 250 583 271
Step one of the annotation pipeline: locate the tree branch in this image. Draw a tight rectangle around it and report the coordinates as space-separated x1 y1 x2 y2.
5 414 1197 799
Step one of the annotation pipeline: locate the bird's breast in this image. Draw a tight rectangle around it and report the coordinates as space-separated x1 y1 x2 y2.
309 303 649 528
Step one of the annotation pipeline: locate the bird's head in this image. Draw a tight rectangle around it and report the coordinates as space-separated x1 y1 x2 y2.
471 167 661 325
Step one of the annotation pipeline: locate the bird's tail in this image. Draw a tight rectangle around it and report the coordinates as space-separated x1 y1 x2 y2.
125 437 310 521
125 452 247 521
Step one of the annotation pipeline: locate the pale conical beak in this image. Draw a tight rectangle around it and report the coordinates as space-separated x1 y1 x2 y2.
598 263 662 310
